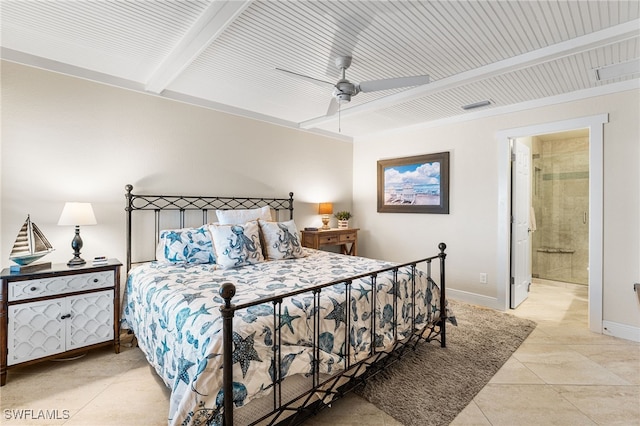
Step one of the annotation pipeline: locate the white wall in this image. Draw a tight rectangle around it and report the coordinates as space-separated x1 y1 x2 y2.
1 61 353 270
353 89 640 336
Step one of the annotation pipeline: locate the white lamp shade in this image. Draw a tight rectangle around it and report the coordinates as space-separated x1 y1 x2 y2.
57 202 97 226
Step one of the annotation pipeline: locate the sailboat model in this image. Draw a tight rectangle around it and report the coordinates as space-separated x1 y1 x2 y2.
10 215 55 265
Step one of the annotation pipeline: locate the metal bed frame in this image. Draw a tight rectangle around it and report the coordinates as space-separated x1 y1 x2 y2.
125 184 294 272
124 184 447 426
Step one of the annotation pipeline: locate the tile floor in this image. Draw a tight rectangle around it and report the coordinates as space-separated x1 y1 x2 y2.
1 279 638 425
450 279 640 426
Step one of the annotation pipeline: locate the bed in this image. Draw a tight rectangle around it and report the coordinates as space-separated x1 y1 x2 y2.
122 185 453 425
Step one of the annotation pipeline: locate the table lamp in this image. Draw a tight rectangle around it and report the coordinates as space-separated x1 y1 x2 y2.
318 202 333 230
58 202 97 266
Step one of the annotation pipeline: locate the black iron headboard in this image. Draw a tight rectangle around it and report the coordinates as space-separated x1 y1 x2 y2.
124 184 294 273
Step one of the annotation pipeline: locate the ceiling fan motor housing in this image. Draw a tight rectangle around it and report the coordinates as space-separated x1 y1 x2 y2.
334 80 357 103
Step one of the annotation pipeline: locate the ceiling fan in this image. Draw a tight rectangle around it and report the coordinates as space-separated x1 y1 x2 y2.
276 56 430 116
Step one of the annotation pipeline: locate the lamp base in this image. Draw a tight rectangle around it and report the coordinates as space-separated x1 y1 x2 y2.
67 256 86 267
321 215 330 230
68 226 85 266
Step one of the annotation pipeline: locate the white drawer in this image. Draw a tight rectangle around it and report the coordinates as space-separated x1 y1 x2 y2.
8 271 114 302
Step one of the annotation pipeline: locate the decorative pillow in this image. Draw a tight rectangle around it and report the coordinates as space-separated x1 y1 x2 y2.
259 219 306 260
156 225 215 265
208 220 265 269
215 206 272 225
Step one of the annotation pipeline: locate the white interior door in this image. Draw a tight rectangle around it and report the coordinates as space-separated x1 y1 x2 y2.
511 139 531 308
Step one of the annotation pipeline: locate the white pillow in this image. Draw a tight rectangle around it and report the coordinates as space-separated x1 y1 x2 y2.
208 220 265 269
155 225 215 265
215 206 273 225
259 219 306 260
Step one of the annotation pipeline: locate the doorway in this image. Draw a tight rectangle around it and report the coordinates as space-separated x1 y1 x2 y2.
510 130 590 311
497 114 608 334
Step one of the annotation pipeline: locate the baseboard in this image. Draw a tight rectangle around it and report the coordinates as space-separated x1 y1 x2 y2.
446 289 503 311
602 320 640 343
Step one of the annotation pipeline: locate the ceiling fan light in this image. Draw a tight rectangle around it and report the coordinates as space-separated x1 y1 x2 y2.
336 93 351 103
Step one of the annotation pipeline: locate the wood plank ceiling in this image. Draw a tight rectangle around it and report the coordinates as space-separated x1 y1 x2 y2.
2 1 639 140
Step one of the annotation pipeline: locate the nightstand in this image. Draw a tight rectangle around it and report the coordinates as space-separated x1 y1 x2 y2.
301 228 359 256
0 259 121 386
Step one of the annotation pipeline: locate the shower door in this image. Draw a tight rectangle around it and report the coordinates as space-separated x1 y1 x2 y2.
531 133 589 285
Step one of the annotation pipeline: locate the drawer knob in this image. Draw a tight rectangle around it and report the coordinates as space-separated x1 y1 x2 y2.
30 286 38 292
93 278 99 283
60 314 71 320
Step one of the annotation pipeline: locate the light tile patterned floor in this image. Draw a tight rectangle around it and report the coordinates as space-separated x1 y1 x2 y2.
450 279 640 426
1 280 637 425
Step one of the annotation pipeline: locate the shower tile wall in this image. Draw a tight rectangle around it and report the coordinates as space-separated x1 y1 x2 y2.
532 135 589 285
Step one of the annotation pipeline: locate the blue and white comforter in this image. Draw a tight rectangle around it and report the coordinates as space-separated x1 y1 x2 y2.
123 249 450 425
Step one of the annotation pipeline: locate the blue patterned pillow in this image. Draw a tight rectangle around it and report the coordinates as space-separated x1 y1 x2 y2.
208 220 265 269
156 225 215 265
258 219 306 260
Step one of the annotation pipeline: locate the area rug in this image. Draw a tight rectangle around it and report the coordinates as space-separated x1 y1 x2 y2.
354 299 537 426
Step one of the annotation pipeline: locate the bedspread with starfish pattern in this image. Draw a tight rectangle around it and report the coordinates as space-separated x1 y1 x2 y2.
122 248 451 425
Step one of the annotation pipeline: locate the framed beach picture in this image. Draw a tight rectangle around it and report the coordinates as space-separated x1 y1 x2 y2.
377 151 450 214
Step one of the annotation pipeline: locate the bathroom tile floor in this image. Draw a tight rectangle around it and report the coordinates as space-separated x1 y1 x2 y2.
1 279 637 425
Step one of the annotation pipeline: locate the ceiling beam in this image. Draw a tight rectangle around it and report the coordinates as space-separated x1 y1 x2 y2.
300 19 640 130
145 0 252 94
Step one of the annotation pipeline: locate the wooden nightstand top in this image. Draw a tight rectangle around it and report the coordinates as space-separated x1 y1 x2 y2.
1 259 122 279
301 227 359 234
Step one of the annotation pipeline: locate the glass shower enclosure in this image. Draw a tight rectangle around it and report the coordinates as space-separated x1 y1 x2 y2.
531 131 589 285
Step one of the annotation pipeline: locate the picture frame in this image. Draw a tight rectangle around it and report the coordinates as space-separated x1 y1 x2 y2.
377 151 450 214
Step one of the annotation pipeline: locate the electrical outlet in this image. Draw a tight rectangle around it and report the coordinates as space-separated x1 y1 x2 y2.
479 273 488 284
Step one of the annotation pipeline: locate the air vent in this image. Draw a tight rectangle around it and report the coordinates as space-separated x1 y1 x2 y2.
594 59 640 81
462 100 491 110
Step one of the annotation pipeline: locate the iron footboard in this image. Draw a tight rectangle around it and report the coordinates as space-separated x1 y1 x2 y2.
220 243 447 426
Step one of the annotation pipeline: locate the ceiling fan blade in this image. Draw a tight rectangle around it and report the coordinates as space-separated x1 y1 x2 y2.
358 75 430 93
275 67 334 88
326 98 339 116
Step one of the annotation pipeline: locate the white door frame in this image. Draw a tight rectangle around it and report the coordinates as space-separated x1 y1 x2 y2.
496 114 608 333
